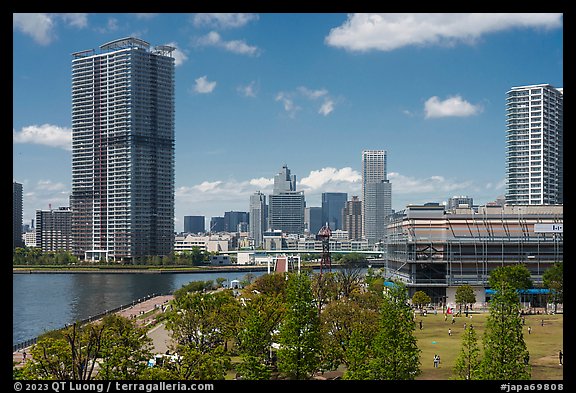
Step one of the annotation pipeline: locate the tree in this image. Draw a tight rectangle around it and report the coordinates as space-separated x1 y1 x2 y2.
455 284 477 312
542 262 563 313
246 272 288 298
276 272 321 379
165 291 235 379
21 320 110 380
240 272 256 288
342 327 373 380
170 345 230 380
235 294 285 379
368 281 421 379
173 280 214 300
311 271 338 316
411 290 431 310
488 264 533 291
215 277 227 288
96 314 153 380
335 254 365 298
320 294 380 371
480 281 530 380
364 267 386 294
21 337 75 379
190 247 206 265
453 325 482 380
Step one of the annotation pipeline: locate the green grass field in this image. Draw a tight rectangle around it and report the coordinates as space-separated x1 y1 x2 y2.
224 311 563 380
414 311 563 380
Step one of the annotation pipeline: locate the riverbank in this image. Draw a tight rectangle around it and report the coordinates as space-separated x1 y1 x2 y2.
12 262 335 274
12 265 272 274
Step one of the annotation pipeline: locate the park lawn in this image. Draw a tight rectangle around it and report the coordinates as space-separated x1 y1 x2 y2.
223 312 562 381
414 311 563 380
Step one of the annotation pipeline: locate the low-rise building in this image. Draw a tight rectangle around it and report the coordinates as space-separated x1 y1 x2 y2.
384 204 563 306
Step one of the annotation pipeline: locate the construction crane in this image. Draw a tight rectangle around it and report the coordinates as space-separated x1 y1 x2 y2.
317 223 332 274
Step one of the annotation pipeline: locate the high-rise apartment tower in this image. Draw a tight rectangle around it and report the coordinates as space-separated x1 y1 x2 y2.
343 196 362 240
13 182 24 249
362 150 392 243
70 37 175 262
505 84 563 205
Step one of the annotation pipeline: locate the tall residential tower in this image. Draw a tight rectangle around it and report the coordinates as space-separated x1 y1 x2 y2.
13 181 24 249
505 84 563 205
70 37 175 262
362 150 392 243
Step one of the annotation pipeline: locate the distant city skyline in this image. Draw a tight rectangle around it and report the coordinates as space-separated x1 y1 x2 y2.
13 13 563 231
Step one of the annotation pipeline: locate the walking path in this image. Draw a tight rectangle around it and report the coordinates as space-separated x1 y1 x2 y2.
13 294 175 367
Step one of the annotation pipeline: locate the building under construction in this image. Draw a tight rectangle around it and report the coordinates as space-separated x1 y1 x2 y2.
383 203 563 305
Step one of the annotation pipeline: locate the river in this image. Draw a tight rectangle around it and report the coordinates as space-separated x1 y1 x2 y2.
12 270 269 346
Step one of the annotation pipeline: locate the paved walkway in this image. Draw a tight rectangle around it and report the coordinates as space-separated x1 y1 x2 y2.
13 294 175 367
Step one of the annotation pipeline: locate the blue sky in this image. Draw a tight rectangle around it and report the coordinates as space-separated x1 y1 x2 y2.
13 13 563 232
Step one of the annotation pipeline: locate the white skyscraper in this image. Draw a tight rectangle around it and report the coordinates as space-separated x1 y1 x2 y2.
362 150 392 243
505 84 563 205
249 191 267 248
70 37 176 262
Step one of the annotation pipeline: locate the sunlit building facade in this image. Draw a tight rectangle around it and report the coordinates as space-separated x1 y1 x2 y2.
70 37 175 262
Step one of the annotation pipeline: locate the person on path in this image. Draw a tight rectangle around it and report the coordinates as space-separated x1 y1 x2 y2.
433 354 440 368
22 350 27 362
448 328 452 336
419 320 423 330
528 326 532 334
559 350 563 365
541 319 545 327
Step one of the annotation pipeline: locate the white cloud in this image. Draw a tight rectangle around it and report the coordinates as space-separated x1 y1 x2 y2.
193 76 217 94
249 177 274 189
388 172 473 196
299 167 361 190
18 179 71 222
194 181 223 192
195 31 260 56
325 13 562 52
319 100 335 116
59 13 88 28
13 124 72 150
13 13 55 45
276 86 338 117
275 92 300 117
193 13 259 29
297 87 328 99
13 13 88 45
237 81 258 97
176 177 272 218
95 17 119 34
424 95 482 118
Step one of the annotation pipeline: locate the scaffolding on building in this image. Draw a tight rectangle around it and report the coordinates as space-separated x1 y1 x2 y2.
384 205 563 297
